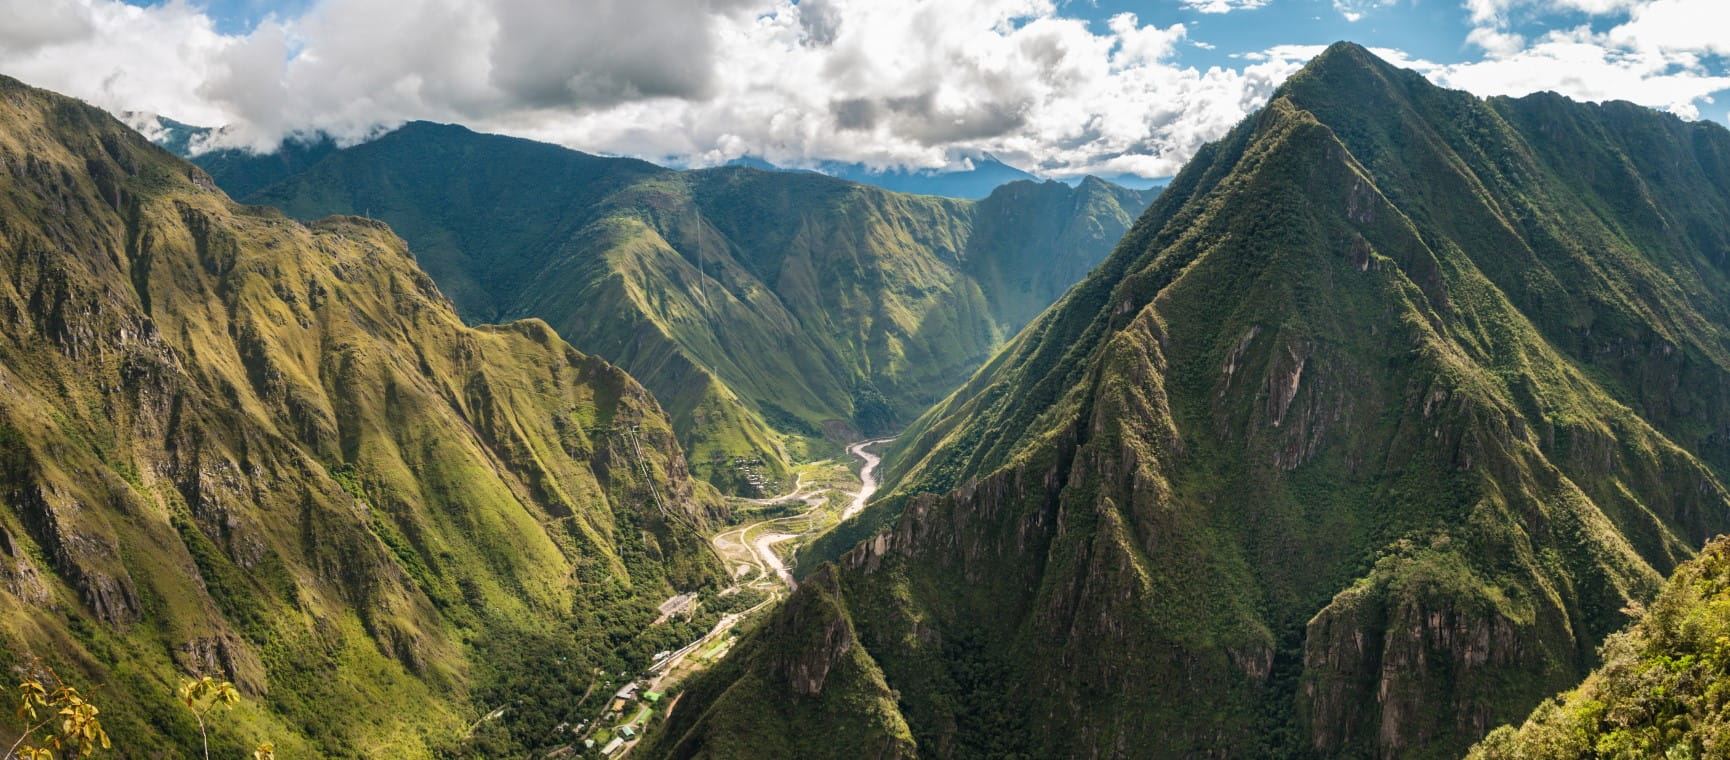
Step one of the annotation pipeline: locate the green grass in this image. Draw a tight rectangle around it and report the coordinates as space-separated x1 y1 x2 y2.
660 43 1730 760
1471 536 1730 759
0 73 723 758
235 123 1157 492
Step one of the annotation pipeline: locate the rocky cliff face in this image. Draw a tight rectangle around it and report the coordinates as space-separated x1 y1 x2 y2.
235 124 1158 492
0 75 720 756
1470 536 1730 758
650 43 1730 759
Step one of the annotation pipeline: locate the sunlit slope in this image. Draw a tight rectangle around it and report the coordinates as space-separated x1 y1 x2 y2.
241 124 1156 491
1470 535 1730 759
0 75 721 756
651 42 1730 760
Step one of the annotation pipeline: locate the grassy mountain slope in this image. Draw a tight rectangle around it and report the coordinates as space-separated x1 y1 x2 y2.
185 135 339 200
649 43 1730 759
225 124 1156 491
1470 535 1730 759
130 115 341 200
0 76 721 756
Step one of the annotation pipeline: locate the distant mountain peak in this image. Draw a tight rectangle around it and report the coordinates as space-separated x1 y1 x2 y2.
715 152 1055 199
654 41 1730 760
1281 39 1415 108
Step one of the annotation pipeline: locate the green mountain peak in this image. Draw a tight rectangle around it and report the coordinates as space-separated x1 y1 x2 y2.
650 43 1730 759
208 124 1159 494
0 73 721 756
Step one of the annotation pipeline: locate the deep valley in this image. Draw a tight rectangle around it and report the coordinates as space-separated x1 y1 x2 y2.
3 13 1730 760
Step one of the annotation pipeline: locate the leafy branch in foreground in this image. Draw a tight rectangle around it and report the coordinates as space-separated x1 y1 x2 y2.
4 663 110 760
177 676 239 760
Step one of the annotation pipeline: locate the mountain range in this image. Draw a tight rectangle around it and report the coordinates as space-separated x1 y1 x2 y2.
649 42 1730 759
0 74 721 756
143 114 1150 201
184 123 1158 493
724 153 1128 199
3 36 1729 760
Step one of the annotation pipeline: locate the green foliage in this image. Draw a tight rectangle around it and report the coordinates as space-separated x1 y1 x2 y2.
755 400 820 438
0 73 722 758
178 676 242 760
235 123 1157 491
665 42 1730 760
1471 538 1730 759
643 569 918 759
850 384 896 437
700 586 769 616
5 666 111 760
457 586 722 756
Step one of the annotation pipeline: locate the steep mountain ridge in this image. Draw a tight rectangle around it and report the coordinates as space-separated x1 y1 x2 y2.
0 75 720 756
223 124 1158 491
1470 535 1730 758
650 43 1730 759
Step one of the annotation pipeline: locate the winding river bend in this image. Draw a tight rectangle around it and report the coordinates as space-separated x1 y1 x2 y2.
707 437 896 594
598 439 898 757
843 437 894 520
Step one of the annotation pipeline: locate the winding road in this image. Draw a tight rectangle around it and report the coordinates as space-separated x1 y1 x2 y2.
597 438 894 758
707 438 893 593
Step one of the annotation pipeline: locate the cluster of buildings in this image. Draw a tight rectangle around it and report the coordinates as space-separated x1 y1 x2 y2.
574 681 663 757
732 456 769 494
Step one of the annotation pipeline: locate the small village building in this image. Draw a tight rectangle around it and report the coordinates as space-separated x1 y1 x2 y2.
642 691 663 704
619 725 637 739
601 737 625 756
613 682 640 701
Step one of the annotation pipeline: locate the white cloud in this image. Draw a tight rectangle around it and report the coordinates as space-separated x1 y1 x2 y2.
0 0 93 53
1465 26 1526 58
1446 0 1730 122
0 0 233 127
1433 30 1730 109
1179 0 1271 13
1605 0 1730 57
1464 0 1638 26
1334 0 1398 23
2 0 1722 183
0 0 1307 178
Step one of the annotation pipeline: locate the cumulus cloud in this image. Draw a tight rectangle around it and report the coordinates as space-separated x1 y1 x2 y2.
0 0 1308 178
1465 26 1526 58
1451 1 1730 120
0 1 233 127
0 0 1723 182
1440 28 1730 110
1464 0 1637 26
1333 0 1399 23
1179 0 1271 13
0 0 93 53
1605 0 1730 57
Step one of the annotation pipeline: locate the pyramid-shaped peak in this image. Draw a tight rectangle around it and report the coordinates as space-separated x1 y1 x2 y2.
1292 41 1404 84
1273 40 1428 116
1313 41 1378 65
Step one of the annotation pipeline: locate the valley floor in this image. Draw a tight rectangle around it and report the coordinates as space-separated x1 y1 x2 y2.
555 439 892 758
